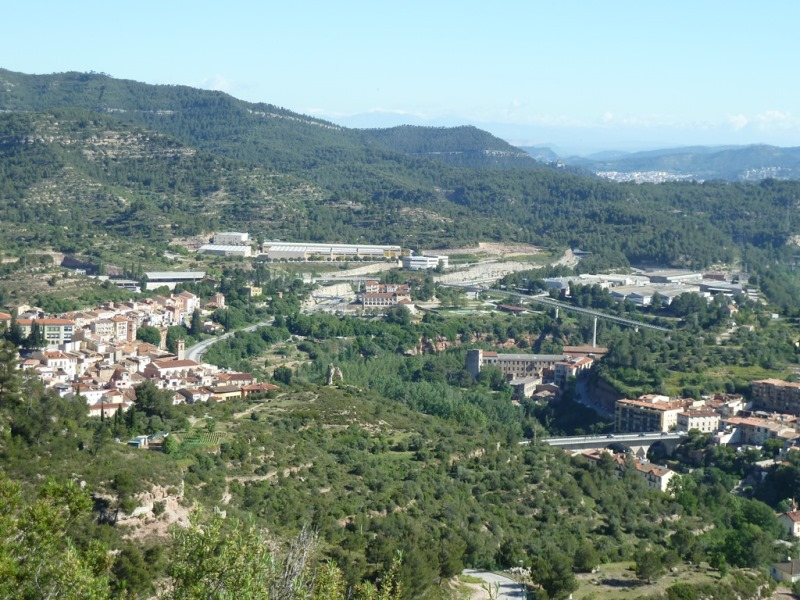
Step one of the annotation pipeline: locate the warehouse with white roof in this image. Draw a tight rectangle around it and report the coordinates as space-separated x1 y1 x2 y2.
260 242 401 261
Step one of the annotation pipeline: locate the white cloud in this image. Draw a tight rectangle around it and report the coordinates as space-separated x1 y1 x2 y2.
195 75 233 93
728 114 749 130
723 110 800 134
754 110 798 129
306 106 430 119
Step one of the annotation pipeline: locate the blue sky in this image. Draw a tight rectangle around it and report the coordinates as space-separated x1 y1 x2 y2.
4 1 799 154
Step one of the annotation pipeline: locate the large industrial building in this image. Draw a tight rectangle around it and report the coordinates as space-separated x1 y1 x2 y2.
260 242 401 261
466 349 564 380
198 244 252 258
143 271 206 291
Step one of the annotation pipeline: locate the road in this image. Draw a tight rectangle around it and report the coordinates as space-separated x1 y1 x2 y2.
502 290 671 333
462 570 525 599
185 320 273 362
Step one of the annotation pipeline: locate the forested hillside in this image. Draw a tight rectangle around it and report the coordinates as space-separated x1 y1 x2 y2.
2 68 800 275
360 125 540 169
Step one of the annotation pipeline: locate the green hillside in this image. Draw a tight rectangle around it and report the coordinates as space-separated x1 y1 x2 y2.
360 124 541 169
2 69 800 275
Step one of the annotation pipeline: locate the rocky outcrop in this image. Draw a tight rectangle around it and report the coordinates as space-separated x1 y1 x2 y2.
326 363 343 385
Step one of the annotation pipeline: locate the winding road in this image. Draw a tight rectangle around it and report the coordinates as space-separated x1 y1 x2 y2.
185 320 273 362
462 570 526 599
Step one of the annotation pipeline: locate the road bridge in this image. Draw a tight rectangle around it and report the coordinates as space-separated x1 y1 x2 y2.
441 282 672 334
538 431 689 458
505 290 672 333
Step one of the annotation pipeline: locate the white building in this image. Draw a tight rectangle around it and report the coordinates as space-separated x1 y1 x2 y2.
16 318 76 347
677 410 721 434
261 242 401 261
143 272 205 291
362 293 404 308
198 244 252 258
779 511 800 538
401 254 448 270
213 232 250 245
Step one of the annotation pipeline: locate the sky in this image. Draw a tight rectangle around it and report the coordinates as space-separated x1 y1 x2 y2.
4 1 799 155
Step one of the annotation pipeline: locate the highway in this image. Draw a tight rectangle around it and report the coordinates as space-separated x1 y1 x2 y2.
508 291 672 333
440 282 671 334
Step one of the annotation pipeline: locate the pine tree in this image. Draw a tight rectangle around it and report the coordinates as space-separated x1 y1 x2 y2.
6 317 24 347
24 320 45 350
0 340 21 406
189 309 201 337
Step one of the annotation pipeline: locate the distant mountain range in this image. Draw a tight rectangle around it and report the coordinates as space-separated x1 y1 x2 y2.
1 68 800 273
521 144 800 182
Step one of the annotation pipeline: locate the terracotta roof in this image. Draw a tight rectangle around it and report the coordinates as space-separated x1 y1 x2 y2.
88 401 128 410
563 345 608 355
681 410 719 417
205 385 241 394
220 373 254 381
498 304 527 313
635 462 673 477
617 398 687 411
42 351 74 360
242 382 279 392
151 359 200 369
17 318 75 326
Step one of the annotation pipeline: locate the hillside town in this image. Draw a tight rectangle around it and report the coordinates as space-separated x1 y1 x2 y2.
2 253 800 595
0 291 277 421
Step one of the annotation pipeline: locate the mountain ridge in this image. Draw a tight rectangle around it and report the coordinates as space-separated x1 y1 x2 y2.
2 68 800 274
525 143 800 182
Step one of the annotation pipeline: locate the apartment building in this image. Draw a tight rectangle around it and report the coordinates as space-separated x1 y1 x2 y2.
751 379 800 415
18 318 76 346
677 409 721 434
616 395 689 432
553 356 594 388
722 415 800 446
